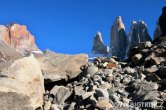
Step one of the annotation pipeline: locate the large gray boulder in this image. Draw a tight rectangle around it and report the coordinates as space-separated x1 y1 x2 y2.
0 55 45 110
92 32 109 54
110 16 128 59
37 50 88 83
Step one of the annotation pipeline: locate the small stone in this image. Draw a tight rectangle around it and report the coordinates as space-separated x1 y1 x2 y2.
106 62 117 69
98 83 112 89
123 67 135 74
93 75 102 82
103 69 113 76
86 74 91 78
94 81 100 86
110 58 116 63
44 101 51 110
146 73 161 82
95 88 109 100
122 76 131 84
138 73 146 80
82 91 95 100
143 65 158 74
103 62 108 67
132 54 142 65
74 86 85 96
145 53 165 67
96 99 112 109
68 102 76 110
122 97 131 104
50 104 61 110
145 41 152 48
50 86 72 104
87 66 98 76
91 85 98 91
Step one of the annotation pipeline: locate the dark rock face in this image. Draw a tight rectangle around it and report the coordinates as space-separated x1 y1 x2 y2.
110 16 128 59
154 21 161 39
92 32 109 54
128 21 152 51
159 6 166 36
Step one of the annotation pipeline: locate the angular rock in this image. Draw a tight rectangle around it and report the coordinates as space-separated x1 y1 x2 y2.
0 55 44 110
132 53 142 65
123 67 136 74
50 86 72 104
131 81 159 102
110 16 128 59
96 99 112 109
95 88 109 100
44 101 51 110
50 104 61 110
158 66 166 76
138 41 152 49
92 32 109 54
37 50 88 83
145 53 165 67
143 65 158 74
86 66 98 76
74 86 85 96
146 73 161 82
68 102 76 110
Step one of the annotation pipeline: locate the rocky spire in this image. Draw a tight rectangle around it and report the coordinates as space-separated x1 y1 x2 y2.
128 20 152 51
110 16 128 59
92 32 109 54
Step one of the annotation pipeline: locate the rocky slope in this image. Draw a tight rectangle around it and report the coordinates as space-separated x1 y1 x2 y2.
43 39 166 110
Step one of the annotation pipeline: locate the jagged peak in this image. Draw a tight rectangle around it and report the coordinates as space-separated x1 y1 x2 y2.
112 16 125 30
132 21 137 24
0 23 39 55
94 31 103 43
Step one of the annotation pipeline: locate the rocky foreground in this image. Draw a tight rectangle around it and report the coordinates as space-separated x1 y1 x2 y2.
0 23 166 110
42 40 166 110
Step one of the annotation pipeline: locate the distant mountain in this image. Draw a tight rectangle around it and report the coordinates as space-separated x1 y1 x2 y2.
92 32 109 54
0 23 40 56
91 16 153 60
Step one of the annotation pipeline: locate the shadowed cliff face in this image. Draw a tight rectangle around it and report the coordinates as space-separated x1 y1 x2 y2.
128 21 152 51
110 16 128 59
0 23 39 55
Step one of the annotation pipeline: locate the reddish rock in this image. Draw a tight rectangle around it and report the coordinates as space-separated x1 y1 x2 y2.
106 62 117 69
0 23 39 55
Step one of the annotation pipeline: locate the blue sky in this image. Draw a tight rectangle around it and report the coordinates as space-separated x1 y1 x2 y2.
0 0 165 54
